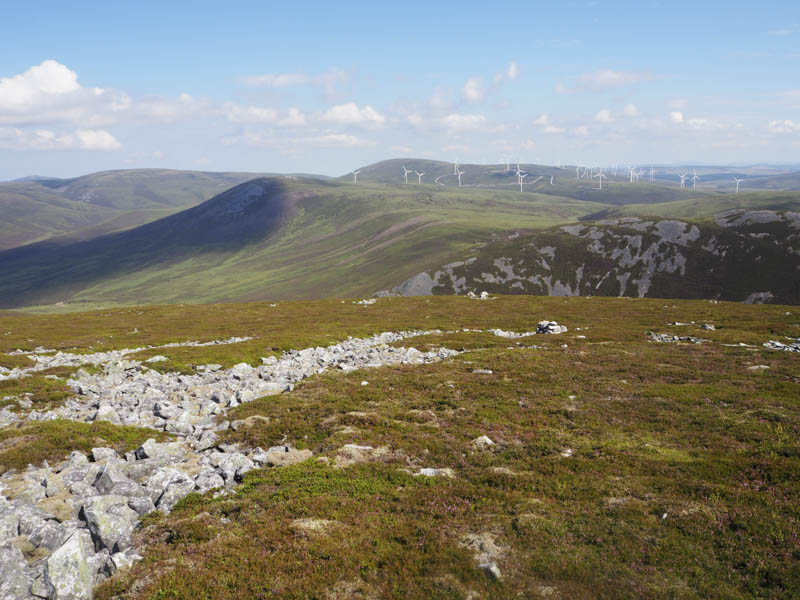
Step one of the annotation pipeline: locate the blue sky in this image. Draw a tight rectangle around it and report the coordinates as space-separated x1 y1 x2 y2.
1 0 798 179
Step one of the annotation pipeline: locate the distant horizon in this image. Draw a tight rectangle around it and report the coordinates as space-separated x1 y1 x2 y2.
2 0 798 180
4 158 800 183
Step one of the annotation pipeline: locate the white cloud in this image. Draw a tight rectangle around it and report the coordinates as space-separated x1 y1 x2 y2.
768 119 800 133
506 61 520 80
441 113 487 131
533 114 565 133
557 69 654 93
222 102 279 123
494 61 520 83
74 129 121 149
595 109 613 122
462 77 485 103
623 103 640 117
669 111 685 123
572 126 589 136
321 102 385 125
0 126 120 150
238 68 348 99
221 130 374 149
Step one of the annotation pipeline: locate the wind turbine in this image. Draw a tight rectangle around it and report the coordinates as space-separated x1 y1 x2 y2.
550 175 554 185
649 167 655 182
627 166 637 183
518 172 528 192
453 158 460 175
678 173 688 189
351 170 361 184
594 169 607 190
434 175 445 186
501 155 511 172
414 170 425 184
456 168 465 188
402 166 411 184
576 162 583 179
733 176 744 193
690 168 700 190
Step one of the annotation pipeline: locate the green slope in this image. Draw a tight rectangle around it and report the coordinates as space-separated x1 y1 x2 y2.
0 168 326 250
0 178 606 310
585 191 800 221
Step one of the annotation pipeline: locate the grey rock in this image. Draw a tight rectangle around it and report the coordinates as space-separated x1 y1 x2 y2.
93 405 122 425
81 495 139 553
0 544 34 599
134 439 186 461
127 496 156 516
156 477 195 512
28 519 72 551
194 471 225 493
95 465 149 498
43 530 94 600
216 452 254 482
90 447 119 463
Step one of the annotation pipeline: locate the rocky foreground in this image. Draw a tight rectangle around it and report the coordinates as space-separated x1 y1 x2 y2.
0 322 567 600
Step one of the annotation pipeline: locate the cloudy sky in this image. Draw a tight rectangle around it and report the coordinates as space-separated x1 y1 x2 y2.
1 0 798 179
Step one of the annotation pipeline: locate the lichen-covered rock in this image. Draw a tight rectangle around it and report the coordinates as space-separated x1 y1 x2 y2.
43 530 94 600
93 405 121 425
134 438 186 461
81 495 139 553
0 544 35 599
155 477 195 512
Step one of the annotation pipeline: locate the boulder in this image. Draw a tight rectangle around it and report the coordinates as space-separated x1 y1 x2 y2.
81 495 139 553
93 405 122 425
90 447 120 463
216 452 255 482
43 530 94 600
134 439 186 461
0 544 35 599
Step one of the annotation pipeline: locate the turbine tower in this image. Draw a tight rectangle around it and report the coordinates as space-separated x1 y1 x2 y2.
649 167 655 182
690 169 700 190
627 166 637 183
456 168 465 188
733 176 744 193
414 170 425 184
550 175 554 185
402 166 411 184
678 173 688 189
594 169 607 190
518 172 528 192
453 158 460 175
351 170 361 184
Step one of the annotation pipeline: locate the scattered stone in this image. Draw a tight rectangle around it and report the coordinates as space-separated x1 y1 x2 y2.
472 369 493 375
291 518 339 535
648 332 706 344
471 436 495 451
415 468 455 478
82 495 139 553
145 355 169 363
537 321 567 334
701 324 716 330
763 340 800 352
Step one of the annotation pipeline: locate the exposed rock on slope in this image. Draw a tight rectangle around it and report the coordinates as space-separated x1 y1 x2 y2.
382 212 800 304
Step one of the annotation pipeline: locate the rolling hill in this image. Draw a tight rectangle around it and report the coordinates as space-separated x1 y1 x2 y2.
380 209 800 304
344 159 714 205
0 178 605 310
0 168 316 251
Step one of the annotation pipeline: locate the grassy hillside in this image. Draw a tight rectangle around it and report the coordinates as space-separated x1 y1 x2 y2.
0 296 797 598
587 191 800 221
0 168 302 250
0 179 605 310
